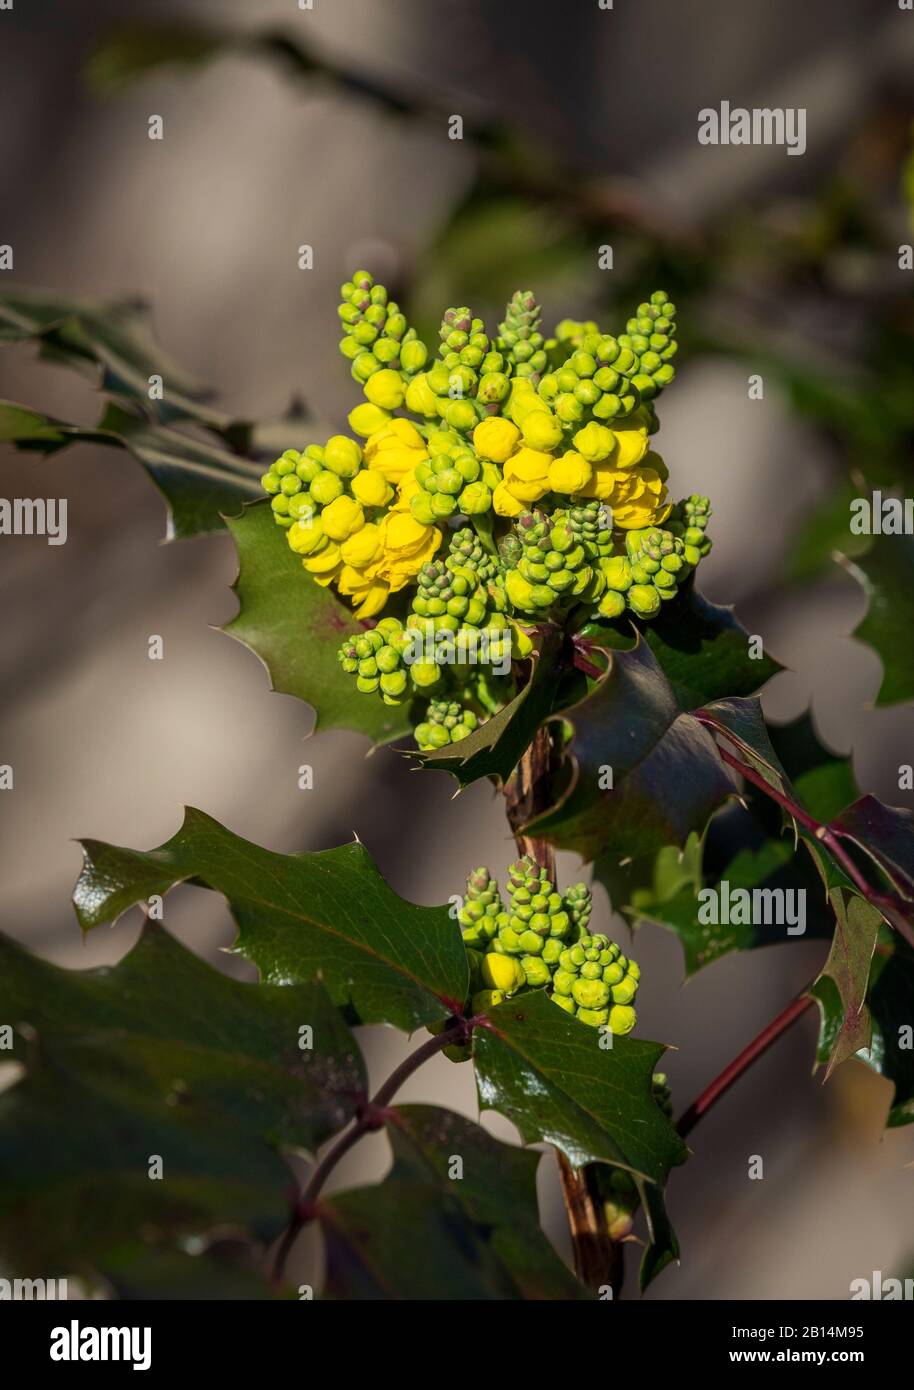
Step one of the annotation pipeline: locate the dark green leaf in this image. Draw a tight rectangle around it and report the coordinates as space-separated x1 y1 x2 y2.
320 1104 586 1300
73 806 469 1030
812 931 914 1128
839 536 914 706
415 625 563 787
0 398 262 540
524 637 734 862
223 501 412 743
473 991 685 1183
0 287 247 439
581 582 782 709
0 926 364 1277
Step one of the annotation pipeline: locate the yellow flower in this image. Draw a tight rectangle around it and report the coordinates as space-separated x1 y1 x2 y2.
581 461 670 528
549 450 593 494
521 410 563 451
303 540 343 585
337 567 389 619
287 516 326 555
363 368 406 410
321 495 365 541
502 446 552 502
364 418 428 483
404 373 439 418
392 468 424 512
573 421 616 463
643 448 669 483
609 420 650 470
493 481 525 517
505 378 550 427
363 511 442 592
348 402 392 437
473 417 521 464
365 418 425 456
350 470 393 508
340 522 383 568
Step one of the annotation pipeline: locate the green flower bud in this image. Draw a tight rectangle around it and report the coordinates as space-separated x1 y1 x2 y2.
627 584 661 619
400 340 429 374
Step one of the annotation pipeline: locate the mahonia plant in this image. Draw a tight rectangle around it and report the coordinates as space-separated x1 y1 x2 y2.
259 272 713 750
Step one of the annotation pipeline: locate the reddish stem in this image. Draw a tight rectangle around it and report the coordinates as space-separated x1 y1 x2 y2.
271 1014 474 1285
677 993 815 1139
700 722 914 952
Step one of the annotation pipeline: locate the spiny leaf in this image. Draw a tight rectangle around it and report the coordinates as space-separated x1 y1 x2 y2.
414 624 564 788
812 930 914 1128
73 806 469 1031
223 500 413 743
579 582 782 709
473 991 685 1183
524 637 735 862
319 1105 587 1300
838 536 914 706
0 287 246 440
0 926 364 1280
814 889 880 1076
606 711 858 975
0 398 262 540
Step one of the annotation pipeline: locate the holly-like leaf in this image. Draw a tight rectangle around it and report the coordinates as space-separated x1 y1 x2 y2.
838 536 914 706
608 710 859 974
0 926 365 1280
415 625 564 788
0 399 262 539
814 889 880 1076
524 637 735 862
812 930 914 1128
223 500 412 743
830 796 914 902
0 287 247 440
581 582 782 709
73 807 469 1031
473 991 684 1182
320 1104 586 1300
472 992 685 1282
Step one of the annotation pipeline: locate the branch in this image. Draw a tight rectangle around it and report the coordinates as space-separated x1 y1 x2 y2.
676 992 815 1139
697 719 914 952
271 1014 475 1285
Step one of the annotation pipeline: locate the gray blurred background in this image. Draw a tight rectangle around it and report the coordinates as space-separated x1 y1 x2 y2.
2 0 914 1299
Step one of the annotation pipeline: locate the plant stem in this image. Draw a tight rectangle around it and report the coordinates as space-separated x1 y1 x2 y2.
676 992 815 1139
698 720 914 952
271 1015 472 1285
504 725 624 1297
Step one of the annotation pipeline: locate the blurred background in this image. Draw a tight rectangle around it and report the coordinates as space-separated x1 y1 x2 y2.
2 0 914 1298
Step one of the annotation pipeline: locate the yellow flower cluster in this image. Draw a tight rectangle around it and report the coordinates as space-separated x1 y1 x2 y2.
475 383 671 529
286 419 442 619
